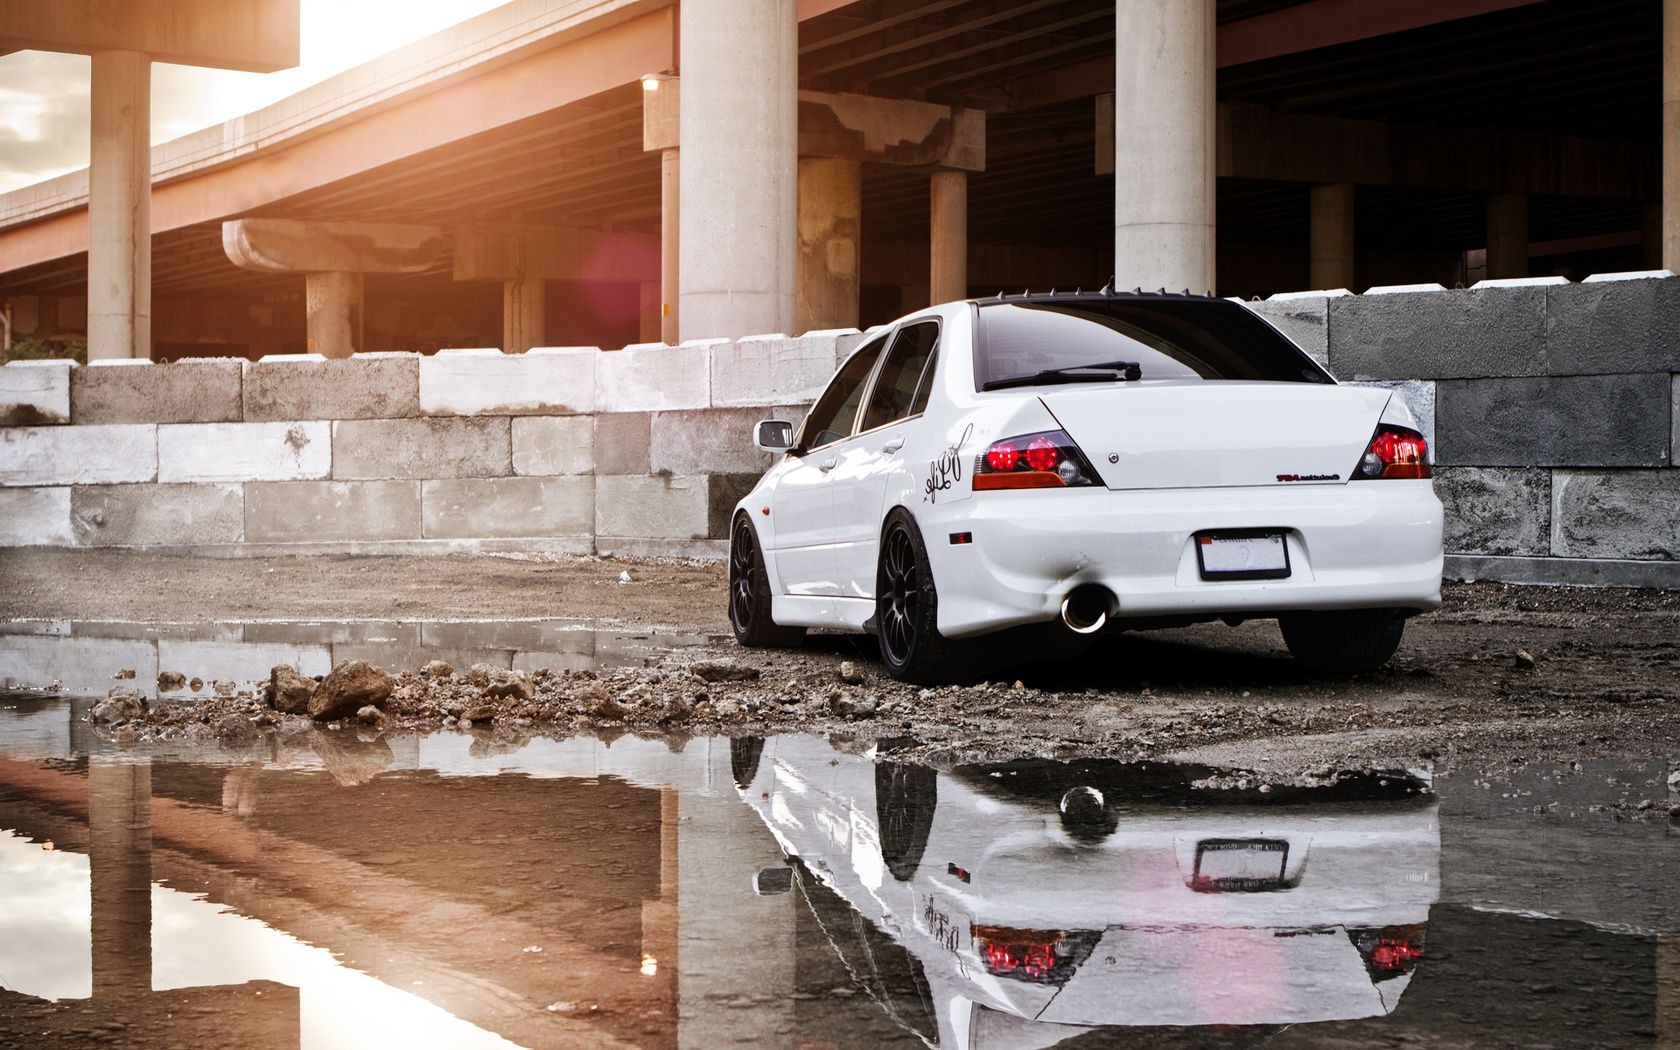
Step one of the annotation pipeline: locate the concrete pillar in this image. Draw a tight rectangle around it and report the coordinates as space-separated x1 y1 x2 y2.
1487 192 1529 280
86 50 151 362
1644 202 1663 271
678 0 797 340
503 278 545 353
1666 0 1679 270
639 282 663 344
89 758 152 998
930 170 969 305
1309 183 1356 290
661 149 680 343
797 156 862 333
305 271 362 358
1114 0 1216 293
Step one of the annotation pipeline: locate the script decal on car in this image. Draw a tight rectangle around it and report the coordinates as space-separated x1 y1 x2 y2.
923 423 973 504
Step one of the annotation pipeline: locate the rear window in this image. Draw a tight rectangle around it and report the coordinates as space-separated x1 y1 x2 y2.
974 299 1331 391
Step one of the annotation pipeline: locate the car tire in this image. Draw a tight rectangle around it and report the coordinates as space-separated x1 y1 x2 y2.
729 515 806 649
1279 608 1406 674
875 509 963 684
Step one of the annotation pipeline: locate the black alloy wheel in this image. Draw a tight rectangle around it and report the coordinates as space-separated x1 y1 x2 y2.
729 515 805 648
874 510 961 683
879 523 920 668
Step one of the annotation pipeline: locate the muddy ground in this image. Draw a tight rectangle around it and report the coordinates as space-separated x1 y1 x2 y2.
2 549 1677 801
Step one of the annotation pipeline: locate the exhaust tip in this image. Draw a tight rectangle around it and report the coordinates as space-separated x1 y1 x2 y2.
1060 585 1112 634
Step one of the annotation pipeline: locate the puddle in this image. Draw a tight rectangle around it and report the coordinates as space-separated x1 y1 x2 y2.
0 699 1675 1048
0 620 723 699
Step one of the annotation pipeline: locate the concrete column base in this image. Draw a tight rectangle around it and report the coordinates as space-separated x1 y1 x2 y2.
1487 192 1529 280
87 50 152 362
930 170 969 305
503 278 546 353
1309 183 1355 291
306 271 363 358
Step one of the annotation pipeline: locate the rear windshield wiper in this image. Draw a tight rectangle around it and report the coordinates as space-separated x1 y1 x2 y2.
981 359 1142 391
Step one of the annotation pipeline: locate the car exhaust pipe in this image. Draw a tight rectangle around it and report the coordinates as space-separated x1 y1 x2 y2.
1060 585 1112 634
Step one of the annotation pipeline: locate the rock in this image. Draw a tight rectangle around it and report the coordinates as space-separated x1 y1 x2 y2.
481 670 533 702
212 679 237 697
189 677 204 692
461 705 497 723
588 695 630 720
92 688 146 724
214 714 258 745
1011 680 1025 691
308 660 394 721
157 671 186 692
113 668 135 680
618 570 632 584
422 660 454 678
839 661 863 685
267 665 316 715
1514 648 1537 670
691 661 761 683
356 705 388 726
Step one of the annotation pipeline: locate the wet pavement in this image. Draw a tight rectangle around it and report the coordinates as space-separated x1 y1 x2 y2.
0 691 1675 1049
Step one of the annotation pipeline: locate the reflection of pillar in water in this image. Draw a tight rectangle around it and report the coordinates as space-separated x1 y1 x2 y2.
641 788 679 990
1660 934 1678 1049
221 766 261 817
89 758 152 998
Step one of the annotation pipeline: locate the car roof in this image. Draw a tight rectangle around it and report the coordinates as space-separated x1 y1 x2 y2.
970 287 1225 308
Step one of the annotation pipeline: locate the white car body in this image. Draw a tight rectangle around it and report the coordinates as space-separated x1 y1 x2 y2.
732 294 1443 649
736 735 1440 1048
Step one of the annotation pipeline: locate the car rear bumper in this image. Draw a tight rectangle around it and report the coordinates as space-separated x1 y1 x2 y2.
918 481 1443 638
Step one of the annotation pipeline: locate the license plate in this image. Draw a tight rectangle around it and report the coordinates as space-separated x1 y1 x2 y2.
1196 530 1290 581
1192 839 1288 891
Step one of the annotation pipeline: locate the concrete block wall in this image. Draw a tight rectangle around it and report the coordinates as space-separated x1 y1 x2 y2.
0 332 862 559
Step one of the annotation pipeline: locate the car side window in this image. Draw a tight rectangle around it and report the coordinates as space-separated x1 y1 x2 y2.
798 334 887 450
859 321 939 432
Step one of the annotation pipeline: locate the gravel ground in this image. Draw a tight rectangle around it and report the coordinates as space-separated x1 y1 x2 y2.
3 549 1678 790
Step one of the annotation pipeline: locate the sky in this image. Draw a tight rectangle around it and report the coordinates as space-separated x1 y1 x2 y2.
0 0 511 194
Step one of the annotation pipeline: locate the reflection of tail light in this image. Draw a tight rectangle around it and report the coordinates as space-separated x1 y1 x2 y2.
972 926 1100 985
1348 924 1426 982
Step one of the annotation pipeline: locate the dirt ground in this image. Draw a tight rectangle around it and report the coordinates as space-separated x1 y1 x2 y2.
3 548 1678 794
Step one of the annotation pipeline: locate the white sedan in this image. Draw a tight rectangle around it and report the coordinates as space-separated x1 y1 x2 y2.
728 291 1443 683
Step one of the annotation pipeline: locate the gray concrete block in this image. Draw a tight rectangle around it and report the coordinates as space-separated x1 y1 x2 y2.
421 476 593 539
512 416 593 476
419 347 596 416
159 421 331 482
0 634 159 698
1433 467 1550 556
71 358 243 424
332 417 511 480
598 342 710 411
707 473 761 539
1 425 157 486
1673 374 1679 466
594 413 651 475
1 360 71 425
1444 554 1680 590
1552 470 1680 561
245 480 422 542
711 333 847 407
1246 295 1331 365
244 352 420 421
158 639 334 684
1328 285 1547 380
71 483 244 546
1436 374 1671 467
1543 277 1680 376
0 487 72 545
595 474 708 539
651 408 778 476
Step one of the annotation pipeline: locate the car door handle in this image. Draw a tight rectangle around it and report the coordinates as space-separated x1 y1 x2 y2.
817 457 837 473
881 437 905 454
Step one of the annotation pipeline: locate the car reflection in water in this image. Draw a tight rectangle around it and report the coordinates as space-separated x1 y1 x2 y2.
732 736 1439 1049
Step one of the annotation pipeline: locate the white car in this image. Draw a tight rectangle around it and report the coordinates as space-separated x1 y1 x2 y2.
729 291 1443 682
734 736 1439 1047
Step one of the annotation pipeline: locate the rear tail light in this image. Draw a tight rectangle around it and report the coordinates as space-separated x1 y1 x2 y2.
972 926 1100 985
1348 923 1426 983
1353 425 1431 480
974 430 1099 490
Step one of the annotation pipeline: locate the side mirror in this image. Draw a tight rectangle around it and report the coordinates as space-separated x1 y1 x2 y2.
753 419 795 453
754 865 794 895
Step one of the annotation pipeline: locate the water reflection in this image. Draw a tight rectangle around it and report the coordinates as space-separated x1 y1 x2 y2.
0 704 1674 1048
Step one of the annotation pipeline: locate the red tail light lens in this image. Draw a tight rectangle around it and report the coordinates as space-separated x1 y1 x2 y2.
972 926 1101 986
1348 923 1426 983
1354 425 1431 480
974 430 1098 491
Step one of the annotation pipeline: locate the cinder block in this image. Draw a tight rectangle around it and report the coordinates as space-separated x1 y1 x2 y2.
1328 285 1547 380
1543 277 1680 377
1 360 72 425
71 483 244 546
1247 294 1334 365
595 474 708 539
419 347 596 416
158 639 333 684
711 333 848 407
707 472 761 539
1553 470 1680 560
245 352 420 421
1349 380 1435 449
512 416 593 475
1433 467 1550 556
422 476 594 539
650 408 778 476
598 342 710 412
0 487 72 545
71 358 243 424
332 417 511 480
1673 374 1679 464
1 424 157 486
159 421 331 482
594 413 651 475
245 480 422 542
1436 374 1670 467
0 634 159 698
